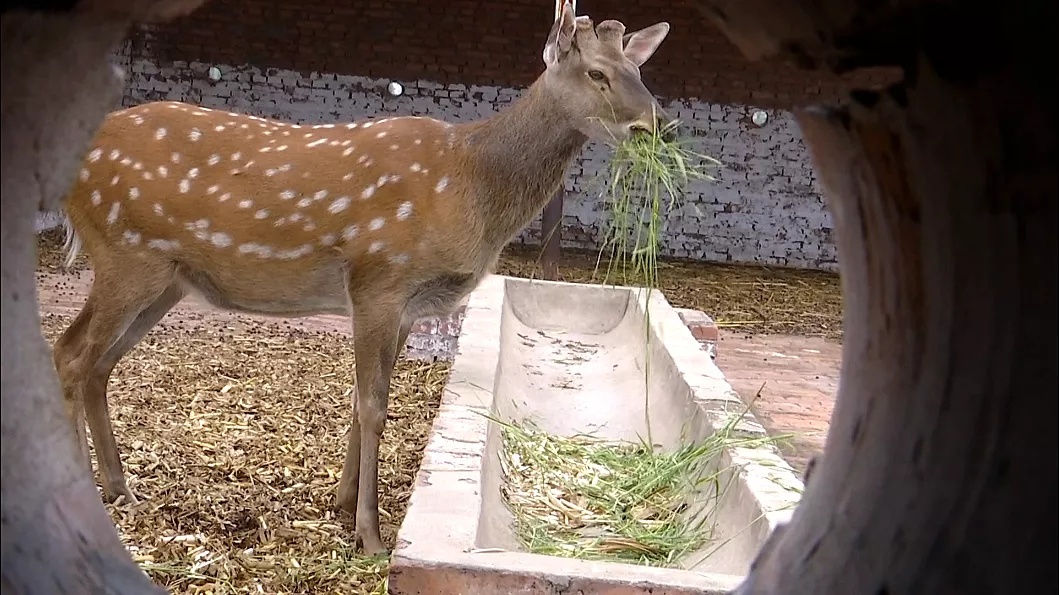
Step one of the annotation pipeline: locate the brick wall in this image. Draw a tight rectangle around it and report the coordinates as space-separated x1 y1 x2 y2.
110 0 900 270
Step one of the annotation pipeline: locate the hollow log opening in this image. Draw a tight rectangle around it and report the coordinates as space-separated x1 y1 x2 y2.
2 1 1056 594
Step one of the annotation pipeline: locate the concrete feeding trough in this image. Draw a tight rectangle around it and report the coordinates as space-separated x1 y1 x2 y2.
389 275 803 594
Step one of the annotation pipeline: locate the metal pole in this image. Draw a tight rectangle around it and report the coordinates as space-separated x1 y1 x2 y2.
540 188 564 280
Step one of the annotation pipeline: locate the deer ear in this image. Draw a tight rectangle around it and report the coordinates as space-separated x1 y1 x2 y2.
542 0 578 66
622 22 670 67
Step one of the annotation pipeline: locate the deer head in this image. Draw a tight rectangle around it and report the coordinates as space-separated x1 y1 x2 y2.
541 1 673 143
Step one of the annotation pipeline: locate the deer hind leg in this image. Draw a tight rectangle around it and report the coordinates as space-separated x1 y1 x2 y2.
53 296 101 469
52 264 177 503
336 302 408 555
84 283 185 504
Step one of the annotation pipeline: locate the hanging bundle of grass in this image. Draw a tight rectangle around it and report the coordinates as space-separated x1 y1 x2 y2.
594 117 722 289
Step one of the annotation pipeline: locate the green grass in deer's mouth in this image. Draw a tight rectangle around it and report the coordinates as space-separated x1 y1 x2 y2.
593 118 722 290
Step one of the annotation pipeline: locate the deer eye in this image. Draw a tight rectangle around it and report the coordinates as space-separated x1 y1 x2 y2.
587 70 607 82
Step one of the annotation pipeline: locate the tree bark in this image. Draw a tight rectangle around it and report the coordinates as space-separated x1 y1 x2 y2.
685 2 1058 594
1 4 203 594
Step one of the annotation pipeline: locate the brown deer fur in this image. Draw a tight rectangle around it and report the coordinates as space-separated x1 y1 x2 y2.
51 1 672 554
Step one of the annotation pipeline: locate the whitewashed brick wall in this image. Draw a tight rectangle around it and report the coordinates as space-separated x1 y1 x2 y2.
87 47 840 271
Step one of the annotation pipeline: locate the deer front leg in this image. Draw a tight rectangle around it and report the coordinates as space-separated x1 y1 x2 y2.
339 307 408 555
336 320 413 519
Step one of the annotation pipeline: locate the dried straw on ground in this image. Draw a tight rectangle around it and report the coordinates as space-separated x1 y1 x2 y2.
32 221 839 593
39 311 449 595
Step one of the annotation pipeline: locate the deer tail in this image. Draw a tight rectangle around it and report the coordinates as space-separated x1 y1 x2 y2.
59 209 83 271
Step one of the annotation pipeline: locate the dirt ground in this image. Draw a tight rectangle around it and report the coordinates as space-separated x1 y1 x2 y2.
34 231 842 593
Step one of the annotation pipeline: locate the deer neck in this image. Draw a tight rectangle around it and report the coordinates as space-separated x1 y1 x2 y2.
460 79 587 252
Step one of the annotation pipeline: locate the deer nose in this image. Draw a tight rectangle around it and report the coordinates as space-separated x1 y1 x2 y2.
627 113 678 141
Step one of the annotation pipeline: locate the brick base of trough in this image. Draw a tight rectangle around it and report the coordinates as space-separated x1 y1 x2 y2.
403 306 719 362
387 563 718 595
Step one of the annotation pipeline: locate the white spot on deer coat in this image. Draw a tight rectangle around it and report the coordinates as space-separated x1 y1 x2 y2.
306 138 327 148
328 196 351 213
210 232 233 248
369 217 385 231
154 128 166 140
207 185 219 195
120 157 132 166
219 192 232 202
369 240 385 253
110 175 120 186
361 185 376 199
410 162 422 172
238 199 253 209
129 187 140 200
255 209 269 219
188 168 200 179
375 131 388 139
320 233 337 246
109 149 120 160
179 179 191 193
122 230 142 245
189 129 202 141
153 203 164 216
157 165 168 178
214 125 225 132
79 168 89 182
296 198 312 208
341 225 359 240
231 151 242 161
88 148 102 162
208 154 221 166
397 201 413 220
280 190 295 200
91 190 102 206
107 202 120 224
389 254 410 265
148 239 180 251
171 153 181 164
238 243 273 258
276 245 313 260
435 176 449 193
342 147 355 157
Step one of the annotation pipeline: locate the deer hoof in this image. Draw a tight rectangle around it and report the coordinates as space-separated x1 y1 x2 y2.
360 538 389 557
103 485 140 506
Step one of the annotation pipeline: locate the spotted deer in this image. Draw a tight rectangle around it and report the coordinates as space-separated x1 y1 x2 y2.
51 1 673 554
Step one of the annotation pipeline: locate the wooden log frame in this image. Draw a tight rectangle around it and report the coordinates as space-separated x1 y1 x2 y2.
689 1 1058 593
1 1 1055 594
